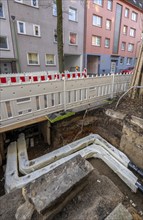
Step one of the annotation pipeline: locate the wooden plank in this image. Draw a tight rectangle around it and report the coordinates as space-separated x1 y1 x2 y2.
0 116 48 133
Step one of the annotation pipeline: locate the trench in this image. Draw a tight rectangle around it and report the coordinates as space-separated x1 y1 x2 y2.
0 100 143 218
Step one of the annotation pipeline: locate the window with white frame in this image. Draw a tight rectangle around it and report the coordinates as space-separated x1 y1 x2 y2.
15 0 23 3
120 57 124 64
28 53 39 65
45 54 56 65
107 0 112 10
127 57 132 65
125 8 129 17
121 42 126 50
105 38 110 48
0 3 4 18
93 15 102 27
54 29 57 42
31 0 38 7
130 28 136 37
17 21 26 34
0 36 8 49
123 25 127 35
69 33 77 45
33 25 40 36
92 35 101 46
53 0 57 16
69 7 77 22
93 0 103 6
128 43 134 52
131 12 137 21
106 19 111 30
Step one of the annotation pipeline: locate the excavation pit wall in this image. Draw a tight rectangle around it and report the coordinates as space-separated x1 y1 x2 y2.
51 109 143 170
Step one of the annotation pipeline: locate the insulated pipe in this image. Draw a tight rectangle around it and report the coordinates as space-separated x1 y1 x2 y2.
5 139 143 194
17 133 96 174
17 133 143 180
5 143 94 193
18 133 131 175
128 162 143 178
135 182 143 193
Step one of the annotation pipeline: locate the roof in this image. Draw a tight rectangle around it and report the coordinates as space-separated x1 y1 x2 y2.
126 0 143 11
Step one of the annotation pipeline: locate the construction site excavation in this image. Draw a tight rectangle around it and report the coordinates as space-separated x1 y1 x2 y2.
1 0 143 218
0 94 143 220
0 44 143 219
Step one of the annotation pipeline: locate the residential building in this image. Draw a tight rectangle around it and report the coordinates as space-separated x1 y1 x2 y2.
1 0 142 75
0 0 16 73
84 0 143 75
4 0 84 73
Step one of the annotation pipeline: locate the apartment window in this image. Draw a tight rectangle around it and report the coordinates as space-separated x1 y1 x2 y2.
33 25 40 36
69 7 77 22
131 12 137 21
45 54 56 65
31 0 38 7
15 0 23 3
28 53 39 65
125 8 129 17
128 43 134 52
17 21 26 34
127 57 132 65
0 36 8 49
121 42 126 50
106 19 111 30
105 38 110 48
53 0 57 16
120 57 124 64
93 15 102 27
93 0 103 6
123 25 127 35
0 3 4 18
92 35 101 46
130 28 136 37
54 29 57 42
107 0 112 10
69 33 77 45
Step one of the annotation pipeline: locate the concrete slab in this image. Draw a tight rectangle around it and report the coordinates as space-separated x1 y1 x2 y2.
105 109 126 120
0 188 24 220
24 155 93 219
105 203 133 220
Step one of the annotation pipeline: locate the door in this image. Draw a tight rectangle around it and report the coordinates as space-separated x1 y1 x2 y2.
110 61 116 74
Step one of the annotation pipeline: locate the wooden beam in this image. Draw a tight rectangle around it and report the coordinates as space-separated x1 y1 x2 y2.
0 116 48 133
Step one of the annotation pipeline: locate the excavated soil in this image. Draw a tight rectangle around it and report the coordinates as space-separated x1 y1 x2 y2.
0 96 143 219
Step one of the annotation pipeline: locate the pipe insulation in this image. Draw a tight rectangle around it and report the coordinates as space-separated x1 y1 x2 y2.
5 134 143 194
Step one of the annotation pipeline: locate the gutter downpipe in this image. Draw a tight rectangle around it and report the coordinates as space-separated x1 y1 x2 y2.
7 0 21 73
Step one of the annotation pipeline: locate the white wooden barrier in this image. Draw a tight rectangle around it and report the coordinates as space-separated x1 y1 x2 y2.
0 73 133 130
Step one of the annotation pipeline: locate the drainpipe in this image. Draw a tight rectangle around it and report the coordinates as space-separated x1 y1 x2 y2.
11 16 21 73
83 0 87 71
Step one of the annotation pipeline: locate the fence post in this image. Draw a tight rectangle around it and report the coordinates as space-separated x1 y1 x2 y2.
63 76 66 112
111 74 115 99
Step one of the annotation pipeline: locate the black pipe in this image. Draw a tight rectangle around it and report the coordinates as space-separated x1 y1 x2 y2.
135 182 143 193
128 161 143 178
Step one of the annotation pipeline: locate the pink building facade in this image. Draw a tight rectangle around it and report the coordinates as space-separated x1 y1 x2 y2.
84 0 143 75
